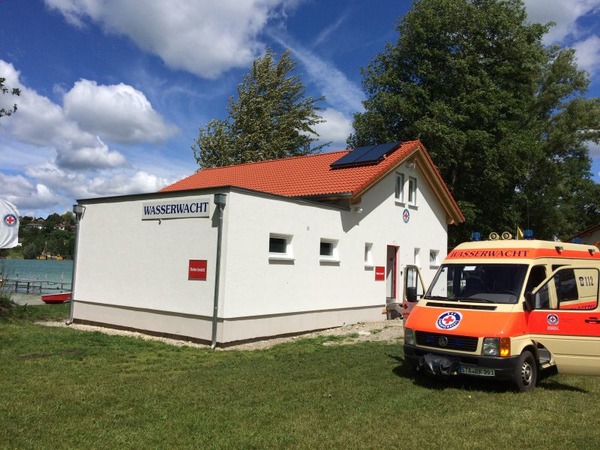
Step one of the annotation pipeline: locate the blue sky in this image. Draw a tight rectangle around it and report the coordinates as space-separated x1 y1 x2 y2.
0 0 599 218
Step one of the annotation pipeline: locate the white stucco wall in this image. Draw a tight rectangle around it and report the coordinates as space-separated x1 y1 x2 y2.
580 228 600 246
72 160 452 343
74 193 220 318
219 162 448 319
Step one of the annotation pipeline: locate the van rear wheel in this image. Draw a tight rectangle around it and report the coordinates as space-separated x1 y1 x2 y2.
513 350 537 392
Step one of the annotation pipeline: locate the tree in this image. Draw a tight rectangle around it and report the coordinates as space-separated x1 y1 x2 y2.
193 49 326 168
351 0 600 244
0 77 20 119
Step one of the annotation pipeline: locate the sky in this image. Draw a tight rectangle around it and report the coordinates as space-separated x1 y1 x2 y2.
0 0 599 219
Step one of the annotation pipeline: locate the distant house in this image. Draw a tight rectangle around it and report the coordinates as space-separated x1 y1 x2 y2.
72 140 464 346
25 222 43 231
568 223 600 248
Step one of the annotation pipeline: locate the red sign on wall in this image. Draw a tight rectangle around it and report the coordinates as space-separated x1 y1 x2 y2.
188 260 207 280
375 266 385 281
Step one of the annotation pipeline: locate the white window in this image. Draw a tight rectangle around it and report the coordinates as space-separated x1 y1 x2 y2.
414 248 421 266
408 176 417 206
319 238 339 264
364 242 374 267
429 249 439 267
395 173 405 203
269 234 294 261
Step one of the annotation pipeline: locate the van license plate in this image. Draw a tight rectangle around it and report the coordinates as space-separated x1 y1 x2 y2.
460 366 495 377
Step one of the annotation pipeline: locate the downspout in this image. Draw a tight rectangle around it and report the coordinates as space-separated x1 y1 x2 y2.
211 193 227 349
66 204 85 325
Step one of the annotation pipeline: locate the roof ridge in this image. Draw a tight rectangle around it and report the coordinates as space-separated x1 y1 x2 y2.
197 149 351 172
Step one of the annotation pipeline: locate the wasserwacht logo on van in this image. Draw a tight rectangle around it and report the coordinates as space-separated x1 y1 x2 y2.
436 311 462 330
448 249 530 258
547 314 559 326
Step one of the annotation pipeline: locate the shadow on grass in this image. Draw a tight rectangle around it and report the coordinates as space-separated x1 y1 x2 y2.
387 353 588 394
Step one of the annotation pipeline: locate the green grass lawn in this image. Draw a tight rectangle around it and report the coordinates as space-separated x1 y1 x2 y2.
1 303 600 449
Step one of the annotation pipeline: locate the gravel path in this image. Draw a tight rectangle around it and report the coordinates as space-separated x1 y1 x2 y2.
39 319 404 351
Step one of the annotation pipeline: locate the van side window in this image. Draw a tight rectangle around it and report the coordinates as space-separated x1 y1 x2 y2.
555 269 578 302
534 283 550 309
525 265 547 294
554 268 599 310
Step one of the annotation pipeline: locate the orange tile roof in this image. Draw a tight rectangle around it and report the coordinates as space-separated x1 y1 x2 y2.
160 140 464 223
163 140 419 197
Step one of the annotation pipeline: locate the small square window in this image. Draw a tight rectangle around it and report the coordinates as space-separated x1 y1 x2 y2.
320 238 339 264
269 234 294 261
269 237 287 254
429 249 439 267
320 241 334 256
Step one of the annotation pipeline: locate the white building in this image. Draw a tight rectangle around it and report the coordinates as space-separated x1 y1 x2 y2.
71 140 464 346
568 223 600 248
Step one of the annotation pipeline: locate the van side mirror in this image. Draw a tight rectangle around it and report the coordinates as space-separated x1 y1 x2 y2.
523 292 534 312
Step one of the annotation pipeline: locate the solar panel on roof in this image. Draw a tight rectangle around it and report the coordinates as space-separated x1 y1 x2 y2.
329 144 377 168
330 142 401 168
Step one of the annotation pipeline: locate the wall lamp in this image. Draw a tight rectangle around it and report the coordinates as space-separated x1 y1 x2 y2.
73 204 86 221
214 193 227 207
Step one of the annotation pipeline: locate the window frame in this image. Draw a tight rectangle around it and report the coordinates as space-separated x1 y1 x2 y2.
408 176 418 206
395 172 405 204
319 238 340 264
364 242 374 268
268 233 294 262
429 249 439 267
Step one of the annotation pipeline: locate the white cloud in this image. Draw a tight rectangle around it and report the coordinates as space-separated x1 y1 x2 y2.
0 60 177 171
86 171 171 196
0 60 127 170
0 59 182 217
44 0 295 79
0 172 62 212
572 35 600 73
24 161 171 199
313 108 353 149
523 0 600 43
63 80 178 143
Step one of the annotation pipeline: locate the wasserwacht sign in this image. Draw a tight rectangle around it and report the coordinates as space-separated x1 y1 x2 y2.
142 197 210 220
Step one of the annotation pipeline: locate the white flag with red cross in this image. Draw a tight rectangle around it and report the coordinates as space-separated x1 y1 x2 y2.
0 199 20 249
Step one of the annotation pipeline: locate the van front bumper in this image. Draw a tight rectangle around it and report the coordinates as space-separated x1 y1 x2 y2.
404 344 521 380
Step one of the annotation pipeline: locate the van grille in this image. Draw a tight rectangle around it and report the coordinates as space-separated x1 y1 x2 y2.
415 331 478 352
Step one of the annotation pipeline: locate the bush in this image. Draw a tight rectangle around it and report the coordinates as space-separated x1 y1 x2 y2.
0 293 16 319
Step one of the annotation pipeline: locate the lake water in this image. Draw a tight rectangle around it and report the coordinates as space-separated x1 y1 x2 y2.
0 259 73 294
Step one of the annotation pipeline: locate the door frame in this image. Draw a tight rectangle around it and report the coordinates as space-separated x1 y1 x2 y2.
386 245 398 300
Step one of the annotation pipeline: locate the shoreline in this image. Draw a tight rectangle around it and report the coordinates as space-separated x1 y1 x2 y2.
4 292 46 306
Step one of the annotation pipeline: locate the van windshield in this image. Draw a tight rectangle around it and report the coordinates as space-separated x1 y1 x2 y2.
425 263 529 304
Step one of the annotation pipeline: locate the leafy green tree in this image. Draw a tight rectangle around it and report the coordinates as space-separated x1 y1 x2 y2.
351 0 600 244
193 49 326 168
23 243 37 260
0 77 20 119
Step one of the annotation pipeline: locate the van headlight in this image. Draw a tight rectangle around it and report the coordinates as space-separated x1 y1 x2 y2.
404 328 416 346
482 337 511 357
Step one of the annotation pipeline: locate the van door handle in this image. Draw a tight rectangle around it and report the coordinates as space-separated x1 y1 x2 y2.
585 317 600 324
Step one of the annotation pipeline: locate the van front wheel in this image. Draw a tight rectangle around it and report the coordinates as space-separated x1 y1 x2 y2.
513 350 537 392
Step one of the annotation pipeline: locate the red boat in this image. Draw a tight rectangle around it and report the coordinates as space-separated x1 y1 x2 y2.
41 292 71 304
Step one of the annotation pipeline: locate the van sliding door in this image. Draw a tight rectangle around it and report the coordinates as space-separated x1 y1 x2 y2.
528 267 600 375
